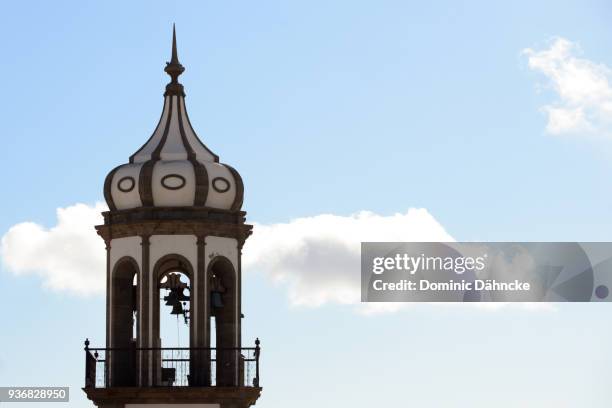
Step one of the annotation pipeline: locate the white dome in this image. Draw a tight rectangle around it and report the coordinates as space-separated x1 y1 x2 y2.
104 31 243 213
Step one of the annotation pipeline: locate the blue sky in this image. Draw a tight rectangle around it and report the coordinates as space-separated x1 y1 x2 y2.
2 0 612 407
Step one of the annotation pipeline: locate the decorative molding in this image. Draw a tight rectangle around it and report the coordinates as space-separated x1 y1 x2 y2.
151 96 174 161
96 220 252 248
117 176 136 193
161 174 186 190
192 161 209 206
212 177 231 193
103 164 122 212
224 164 244 211
176 93 209 207
102 206 248 225
137 96 174 207
138 160 155 206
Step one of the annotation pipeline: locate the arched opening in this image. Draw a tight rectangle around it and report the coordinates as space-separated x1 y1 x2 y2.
152 255 193 386
109 257 139 386
208 256 238 386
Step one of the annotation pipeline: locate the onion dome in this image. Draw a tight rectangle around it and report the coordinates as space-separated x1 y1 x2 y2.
104 26 243 212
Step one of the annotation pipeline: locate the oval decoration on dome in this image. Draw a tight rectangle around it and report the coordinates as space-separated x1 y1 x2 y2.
117 176 135 193
212 177 231 193
161 174 186 190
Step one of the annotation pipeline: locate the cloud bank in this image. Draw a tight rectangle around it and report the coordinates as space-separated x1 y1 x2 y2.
0 203 107 295
0 203 452 312
524 37 612 137
243 210 453 311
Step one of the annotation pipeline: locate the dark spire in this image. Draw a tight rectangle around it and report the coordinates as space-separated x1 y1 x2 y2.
164 24 185 96
171 24 180 64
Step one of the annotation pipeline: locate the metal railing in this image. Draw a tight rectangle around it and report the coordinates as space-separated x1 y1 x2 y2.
84 338 260 388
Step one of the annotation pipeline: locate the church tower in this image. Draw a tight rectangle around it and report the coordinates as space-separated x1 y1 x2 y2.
83 27 261 408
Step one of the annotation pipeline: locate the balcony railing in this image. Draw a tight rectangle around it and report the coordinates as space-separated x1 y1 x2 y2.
84 339 260 388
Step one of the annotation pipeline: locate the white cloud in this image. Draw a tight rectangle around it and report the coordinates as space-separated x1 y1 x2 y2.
0 203 551 314
243 209 453 313
0 202 107 295
524 37 612 137
0 204 451 307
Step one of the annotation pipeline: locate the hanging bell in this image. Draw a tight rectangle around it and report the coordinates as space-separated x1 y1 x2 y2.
170 301 184 315
164 289 179 306
211 291 224 308
176 288 190 302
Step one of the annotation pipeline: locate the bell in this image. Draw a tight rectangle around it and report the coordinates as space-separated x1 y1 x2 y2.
211 291 224 308
176 288 190 302
164 290 179 306
170 302 184 315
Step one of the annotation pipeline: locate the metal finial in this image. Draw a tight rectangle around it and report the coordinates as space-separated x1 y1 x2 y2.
84 338 90 349
171 24 179 64
164 24 185 96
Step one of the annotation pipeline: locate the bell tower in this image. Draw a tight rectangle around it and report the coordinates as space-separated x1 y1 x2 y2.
83 26 261 408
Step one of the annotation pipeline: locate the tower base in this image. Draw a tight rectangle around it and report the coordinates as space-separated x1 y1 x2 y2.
83 387 262 408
